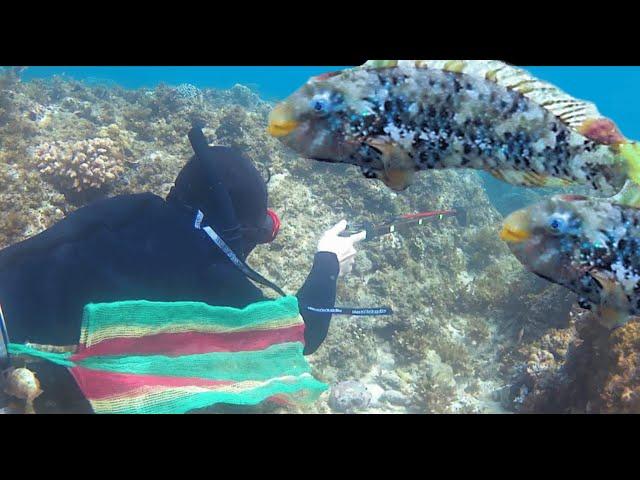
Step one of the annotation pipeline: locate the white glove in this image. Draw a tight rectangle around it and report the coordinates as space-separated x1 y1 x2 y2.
317 220 366 277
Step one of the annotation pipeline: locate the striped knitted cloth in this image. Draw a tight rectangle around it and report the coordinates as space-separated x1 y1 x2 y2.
8 296 327 413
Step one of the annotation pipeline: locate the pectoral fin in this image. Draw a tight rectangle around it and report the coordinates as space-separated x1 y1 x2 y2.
596 305 630 330
590 270 632 329
365 138 415 191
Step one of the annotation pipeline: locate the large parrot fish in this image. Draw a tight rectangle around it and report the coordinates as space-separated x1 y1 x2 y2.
268 60 640 195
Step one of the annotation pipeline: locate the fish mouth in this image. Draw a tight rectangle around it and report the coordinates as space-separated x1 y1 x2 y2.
267 103 299 137
500 210 532 243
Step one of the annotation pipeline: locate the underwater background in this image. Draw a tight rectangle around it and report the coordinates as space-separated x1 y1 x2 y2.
22 66 640 217
2 65 640 413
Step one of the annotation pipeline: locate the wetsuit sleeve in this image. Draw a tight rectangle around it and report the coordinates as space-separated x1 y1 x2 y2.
296 252 340 355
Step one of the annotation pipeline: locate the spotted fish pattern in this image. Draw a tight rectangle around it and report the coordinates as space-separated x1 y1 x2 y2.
269 60 639 194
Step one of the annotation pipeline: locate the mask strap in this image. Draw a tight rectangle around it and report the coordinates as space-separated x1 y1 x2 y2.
195 211 393 316
0 304 10 369
304 306 393 316
195 210 286 297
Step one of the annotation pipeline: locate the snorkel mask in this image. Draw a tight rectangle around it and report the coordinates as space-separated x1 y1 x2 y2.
261 208 281 243
239 208 280 245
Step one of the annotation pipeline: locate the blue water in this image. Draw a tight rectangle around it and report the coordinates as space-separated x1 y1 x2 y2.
20 66 640 138
21 67 350 103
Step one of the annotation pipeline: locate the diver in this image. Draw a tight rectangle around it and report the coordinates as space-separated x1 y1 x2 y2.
0 125 366 413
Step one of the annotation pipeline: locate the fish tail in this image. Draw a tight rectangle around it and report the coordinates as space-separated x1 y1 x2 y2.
24 400 35 414
620 141 640 186
611 179 640 208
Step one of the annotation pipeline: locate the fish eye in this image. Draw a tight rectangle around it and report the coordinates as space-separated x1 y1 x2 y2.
360 166 379 179
546 214 567 235
310 95 330 115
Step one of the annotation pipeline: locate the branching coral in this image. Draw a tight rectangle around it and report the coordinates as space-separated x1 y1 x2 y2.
174 83 201 101
34 137 125 193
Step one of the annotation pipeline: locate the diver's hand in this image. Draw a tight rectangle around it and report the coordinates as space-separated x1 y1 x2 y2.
317 220 366 277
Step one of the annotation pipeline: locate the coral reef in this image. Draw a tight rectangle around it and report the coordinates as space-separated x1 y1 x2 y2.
499 307 640 413
34 137 125 195
1 71 635 414
174 83 202 101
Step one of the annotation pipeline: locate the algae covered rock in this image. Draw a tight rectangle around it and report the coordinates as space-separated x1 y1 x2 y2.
328 380 372 412
500 308 640 414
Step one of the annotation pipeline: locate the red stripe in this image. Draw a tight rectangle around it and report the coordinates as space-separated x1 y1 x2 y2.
70 367 234 400
268 394 294 406
73 324 305 361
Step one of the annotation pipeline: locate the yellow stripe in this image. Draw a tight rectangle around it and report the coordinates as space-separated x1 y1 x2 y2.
83 315 303 347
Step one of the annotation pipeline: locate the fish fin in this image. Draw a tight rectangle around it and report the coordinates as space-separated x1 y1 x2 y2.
619 142 640 187
554 194 589 202
488 169 572 188
578 118 626 145
24 400 35 415
492 69 600 129
361 60 603 131
539 98 601 130
488 169 506 182
365 138 415 191
310 70 342 82
362 60 398 69
610 180 640 209
590 270 632 329
465 63 601 129
365 138 412 166
384 168 415 191
596 305 630 330
443 60 466 73
411 60 506 77
590 269 617 291
423 61 602 129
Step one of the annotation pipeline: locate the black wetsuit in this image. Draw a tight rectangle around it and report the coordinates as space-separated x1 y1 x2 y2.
0 193 339 352
0 135 339 413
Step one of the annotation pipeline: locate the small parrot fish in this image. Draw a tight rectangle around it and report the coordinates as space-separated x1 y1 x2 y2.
500 191 640 329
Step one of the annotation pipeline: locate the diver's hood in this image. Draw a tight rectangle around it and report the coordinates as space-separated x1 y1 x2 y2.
167 129 268 235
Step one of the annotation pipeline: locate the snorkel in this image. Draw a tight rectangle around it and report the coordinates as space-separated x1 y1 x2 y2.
183 126 287 296
186 126 280 247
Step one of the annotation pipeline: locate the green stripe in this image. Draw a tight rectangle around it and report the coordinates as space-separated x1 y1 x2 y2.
95 376 328 414
77 342 311 381
7 343 76 367
82 296 300 333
